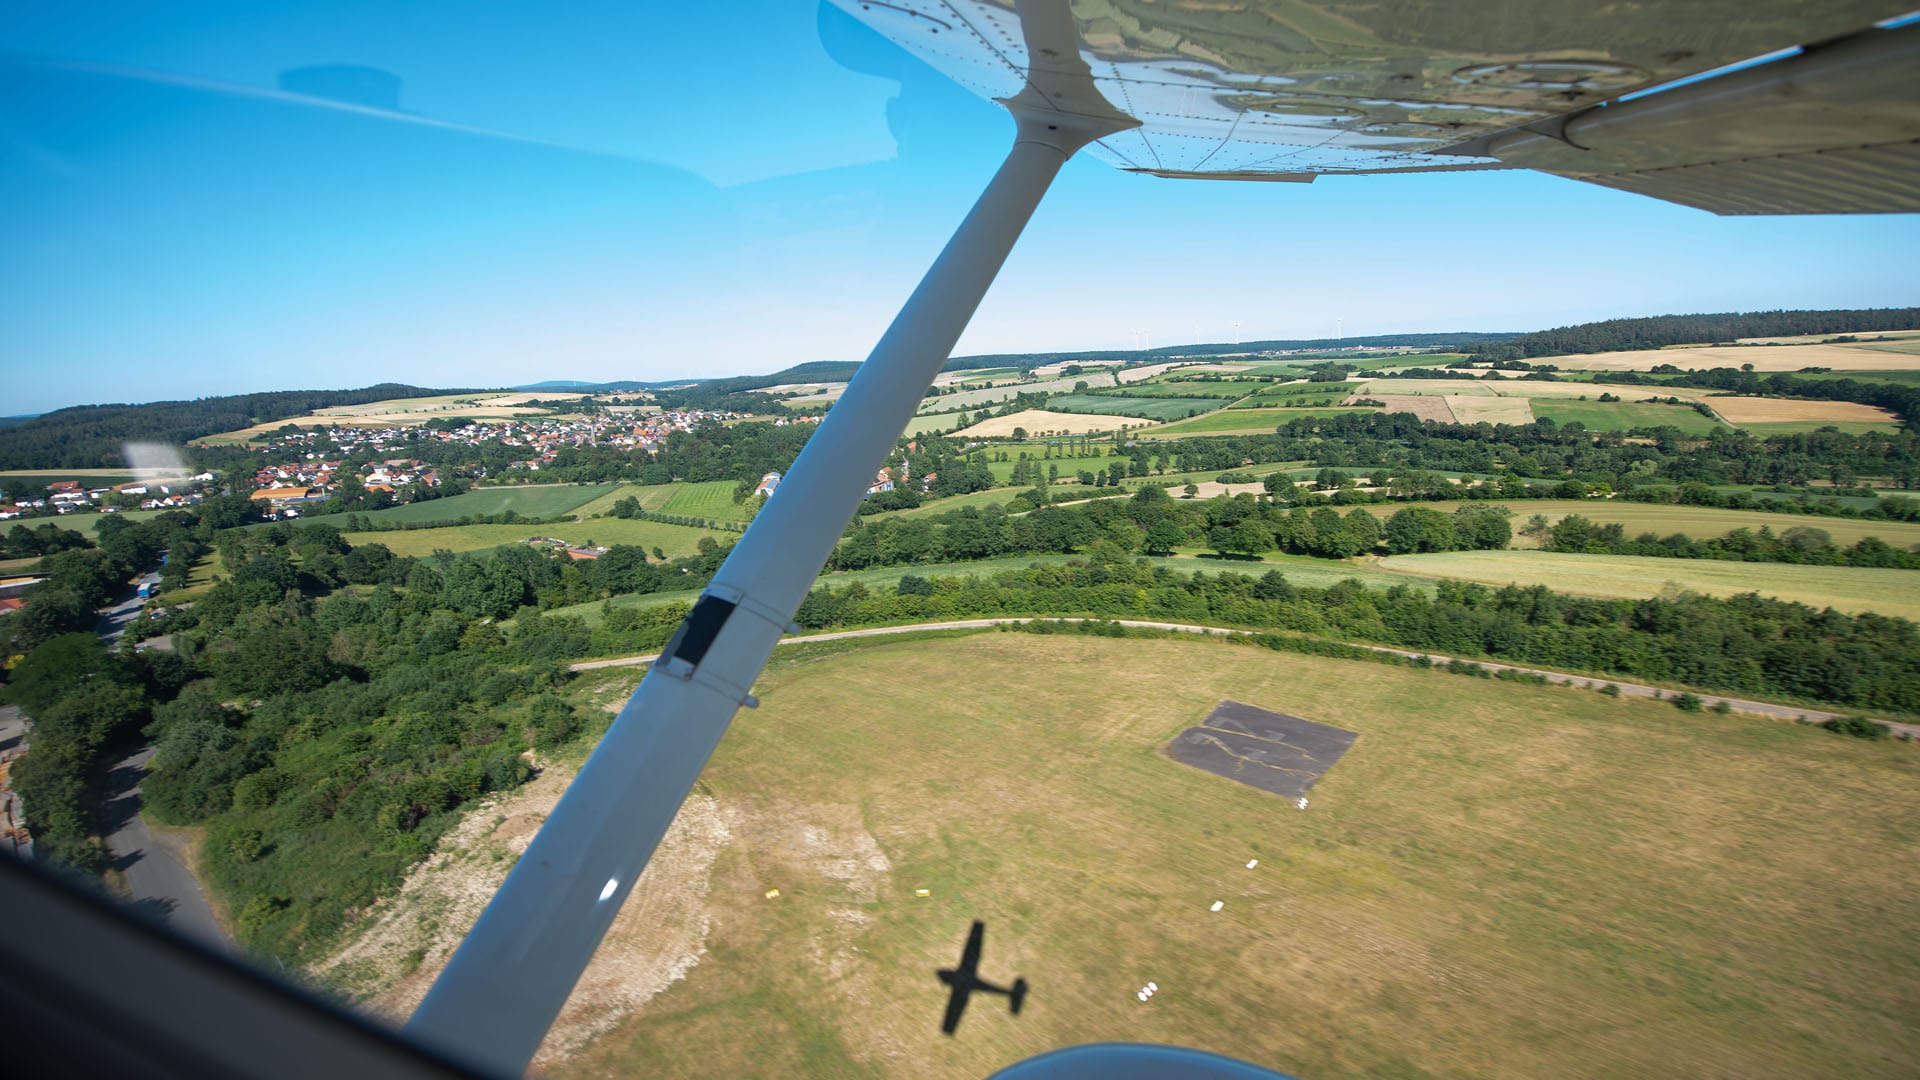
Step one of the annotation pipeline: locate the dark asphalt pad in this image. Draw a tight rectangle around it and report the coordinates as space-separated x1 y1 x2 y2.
1166 701 1358 798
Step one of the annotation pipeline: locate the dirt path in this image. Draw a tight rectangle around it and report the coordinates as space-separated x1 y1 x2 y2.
571 619 1918 737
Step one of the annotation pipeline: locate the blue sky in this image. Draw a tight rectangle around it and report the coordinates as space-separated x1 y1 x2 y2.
4 1 1917 416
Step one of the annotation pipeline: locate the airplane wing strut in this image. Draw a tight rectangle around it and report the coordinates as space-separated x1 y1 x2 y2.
402 4 1132 1073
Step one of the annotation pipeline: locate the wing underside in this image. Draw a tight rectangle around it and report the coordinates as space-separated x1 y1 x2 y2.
831 0 1920 214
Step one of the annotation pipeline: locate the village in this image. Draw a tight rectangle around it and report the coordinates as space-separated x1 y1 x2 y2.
0 404 815 522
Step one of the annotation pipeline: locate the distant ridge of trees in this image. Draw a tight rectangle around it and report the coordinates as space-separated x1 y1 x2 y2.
0 384 478 469
1471 308 1920 361
944 332 1522 369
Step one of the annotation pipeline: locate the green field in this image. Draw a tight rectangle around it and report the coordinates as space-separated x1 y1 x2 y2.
1228 395 1351 410
81 509 170 536
568 479 749 522
1104 381 1252 400
347 517 721 559
533 632 1920 1078
1377 549 1920 620
984 451 1114 484
339 484 620 526
570 483 688 519
1350 499 1920 550
1530 400 1723 434
1142 407 1375 438
1044 395 1215 421
657 480 754 522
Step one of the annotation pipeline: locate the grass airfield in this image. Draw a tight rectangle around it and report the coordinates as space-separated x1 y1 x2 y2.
521 632 1920 1079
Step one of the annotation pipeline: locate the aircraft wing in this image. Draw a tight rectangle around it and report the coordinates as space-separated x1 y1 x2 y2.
960 919 985 972
829 0 1920 214
942 985 971 1035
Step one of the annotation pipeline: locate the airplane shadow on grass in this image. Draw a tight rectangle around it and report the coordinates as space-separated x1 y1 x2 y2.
937 920 1028 1035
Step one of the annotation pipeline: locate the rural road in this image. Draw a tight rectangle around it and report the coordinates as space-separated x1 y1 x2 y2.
87 570 232 947
100 746 228 950
572 618 1920 738
94 568 160 643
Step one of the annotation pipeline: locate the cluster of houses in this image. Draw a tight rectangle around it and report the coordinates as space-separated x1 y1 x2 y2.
247 457 442 518
492 408 787 471
233 407 784 478
0 475 218 521
6 403 825 525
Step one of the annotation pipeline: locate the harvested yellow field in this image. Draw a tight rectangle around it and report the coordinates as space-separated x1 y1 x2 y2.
1117 362 1195 384
1546 344 1920 372
1353 378 1495 396
1736 330 1920 345
200 391 590 443
1361 394 1456 423
315 392 583 417
1480 381 1721 402
1704 398 1900 425
1446 396 1534 425
954 409 1143 437
1377 550 1920 621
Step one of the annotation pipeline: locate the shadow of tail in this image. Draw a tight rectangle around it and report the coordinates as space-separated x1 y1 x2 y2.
1009 977 1028 1016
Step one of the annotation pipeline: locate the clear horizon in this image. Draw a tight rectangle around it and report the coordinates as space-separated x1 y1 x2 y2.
6 1 1918 416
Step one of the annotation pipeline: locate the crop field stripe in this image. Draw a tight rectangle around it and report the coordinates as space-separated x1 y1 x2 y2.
659 480 751 521
1044 395 1217 421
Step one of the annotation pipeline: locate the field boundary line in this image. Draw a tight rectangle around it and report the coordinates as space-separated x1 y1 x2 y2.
568 618 1917 737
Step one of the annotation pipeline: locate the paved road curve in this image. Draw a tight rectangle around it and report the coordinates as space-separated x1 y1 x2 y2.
90 570 233 948
100 746 229 950
572 618 1919 738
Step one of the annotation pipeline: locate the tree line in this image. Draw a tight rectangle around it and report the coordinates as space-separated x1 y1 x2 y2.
0 384 475 469
1470 308 1920 361
1534 514 1920 569
782 559 1920 713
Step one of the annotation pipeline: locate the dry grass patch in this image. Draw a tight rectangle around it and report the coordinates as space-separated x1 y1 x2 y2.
1444 396 1533 425
315 763 732 1071
550 633 1920 1080
1360 394 1455 423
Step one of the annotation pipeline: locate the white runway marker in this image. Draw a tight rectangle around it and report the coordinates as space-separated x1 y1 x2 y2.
1246 859 1259 869
1210 900 1224 912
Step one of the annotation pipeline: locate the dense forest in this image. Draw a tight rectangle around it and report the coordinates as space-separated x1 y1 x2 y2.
1471 308 1920 360
0 384 475 469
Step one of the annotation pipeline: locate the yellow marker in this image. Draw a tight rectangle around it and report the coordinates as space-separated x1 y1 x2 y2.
914 888 931 898
764 888 781 900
